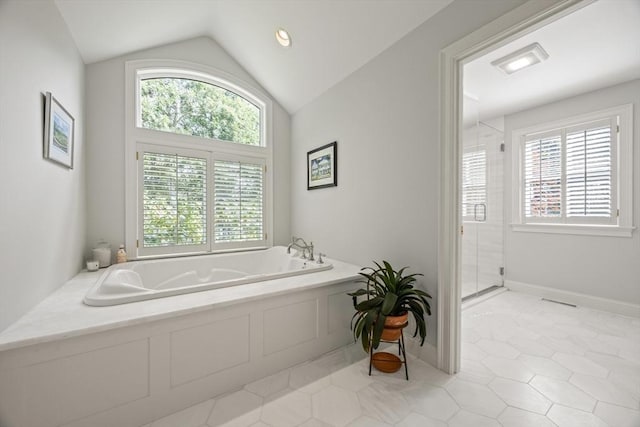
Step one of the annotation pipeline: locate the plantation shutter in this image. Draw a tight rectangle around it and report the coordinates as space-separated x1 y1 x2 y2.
213 160 264 243
142 151 207 247
565 119 613 218
523 133 562 219
461 149 486 218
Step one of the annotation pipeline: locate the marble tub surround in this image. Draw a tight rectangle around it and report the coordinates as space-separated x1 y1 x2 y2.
0 257 362 427
142 291 640 427
0 255 360 352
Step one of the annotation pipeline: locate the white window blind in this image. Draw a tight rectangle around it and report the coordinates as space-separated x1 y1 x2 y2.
142 151 207 247
214 160 264 243
566 120 612 218
461 148 486 218
524 133 562 219
521 117 616 225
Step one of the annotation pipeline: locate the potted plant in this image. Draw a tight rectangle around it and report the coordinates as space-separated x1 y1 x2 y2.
348 261 432 356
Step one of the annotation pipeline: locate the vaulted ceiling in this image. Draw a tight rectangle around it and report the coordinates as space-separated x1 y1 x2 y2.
52 0 640 118
54 0 454 113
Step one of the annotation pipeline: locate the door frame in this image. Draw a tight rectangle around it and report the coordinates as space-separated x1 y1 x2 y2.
437 0 594 374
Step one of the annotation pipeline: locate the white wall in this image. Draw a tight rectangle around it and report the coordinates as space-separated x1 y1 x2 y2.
290 0 526 344
85 37 291 258
0 0 86 331
504 79 640 304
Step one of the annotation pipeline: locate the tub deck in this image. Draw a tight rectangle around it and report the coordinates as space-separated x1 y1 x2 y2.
0 256 360 352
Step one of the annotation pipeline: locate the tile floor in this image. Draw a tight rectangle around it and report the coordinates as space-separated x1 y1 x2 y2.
142 291 640 426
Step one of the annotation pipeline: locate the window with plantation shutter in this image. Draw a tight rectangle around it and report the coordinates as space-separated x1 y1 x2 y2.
521 118 616 225
462 148 487 219
513 104 633 236
524 133 562 219
127 62 273 258
142 151 207 248
214 160 264 243
565 119 613 218
137 146 268 256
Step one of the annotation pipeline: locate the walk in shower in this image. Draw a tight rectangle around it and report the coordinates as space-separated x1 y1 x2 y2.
461 96 504 300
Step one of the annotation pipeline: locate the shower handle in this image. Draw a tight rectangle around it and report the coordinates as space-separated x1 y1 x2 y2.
474 203 487 222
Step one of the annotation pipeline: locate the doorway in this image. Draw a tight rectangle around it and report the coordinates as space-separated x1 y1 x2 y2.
437 0 593 374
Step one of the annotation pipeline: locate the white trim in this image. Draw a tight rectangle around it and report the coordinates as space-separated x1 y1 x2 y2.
125 61 137 262
511 223 635 237
438 44 461 375
439 0 592 375
618 103 634 231
125 59 274 259
505 280 640 318
512 104 630 137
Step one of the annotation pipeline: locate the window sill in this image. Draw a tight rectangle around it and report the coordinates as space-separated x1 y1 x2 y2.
134 246 268 261
510 223 635 237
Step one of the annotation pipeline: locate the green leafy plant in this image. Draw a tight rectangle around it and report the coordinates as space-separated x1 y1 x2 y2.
348 261 432 352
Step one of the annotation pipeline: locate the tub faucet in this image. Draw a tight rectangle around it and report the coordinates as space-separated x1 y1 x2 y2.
287 236 314 261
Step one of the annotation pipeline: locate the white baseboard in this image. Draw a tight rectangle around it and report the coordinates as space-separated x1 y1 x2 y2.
505 280 640 318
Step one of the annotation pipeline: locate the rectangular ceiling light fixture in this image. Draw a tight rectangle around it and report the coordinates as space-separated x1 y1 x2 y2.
491 42 549 75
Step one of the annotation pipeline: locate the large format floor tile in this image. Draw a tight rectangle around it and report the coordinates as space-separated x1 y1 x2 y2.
144 291 640 426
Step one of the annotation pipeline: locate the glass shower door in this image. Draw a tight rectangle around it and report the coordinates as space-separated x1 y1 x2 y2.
461 116 504 300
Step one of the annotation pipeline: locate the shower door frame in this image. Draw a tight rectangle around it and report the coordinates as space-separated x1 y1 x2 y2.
436 0 594 374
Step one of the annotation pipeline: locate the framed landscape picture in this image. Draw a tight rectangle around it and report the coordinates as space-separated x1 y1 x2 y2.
44 92 75 169
307 141 337 190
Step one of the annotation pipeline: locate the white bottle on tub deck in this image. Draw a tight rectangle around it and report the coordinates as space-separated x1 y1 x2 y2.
116 244 127 264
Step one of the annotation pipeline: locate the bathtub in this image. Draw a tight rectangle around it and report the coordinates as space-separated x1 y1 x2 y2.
84 246 332 306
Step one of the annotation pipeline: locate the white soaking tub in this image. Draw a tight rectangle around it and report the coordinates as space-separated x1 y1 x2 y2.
84 246 332 306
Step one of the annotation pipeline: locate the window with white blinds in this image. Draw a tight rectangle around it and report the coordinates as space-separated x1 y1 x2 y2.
214 160 264 243
137 144 268 256
565 119 613 218
524 133 562 219
142 151 207 248
520 116 617 226
462 148 487 219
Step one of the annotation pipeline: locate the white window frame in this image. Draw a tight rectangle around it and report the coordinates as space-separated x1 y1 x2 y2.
125 59 273 259
511 104 634 237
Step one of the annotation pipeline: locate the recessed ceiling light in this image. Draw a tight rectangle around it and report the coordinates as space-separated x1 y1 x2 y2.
491 43 549 75
275 28 291 47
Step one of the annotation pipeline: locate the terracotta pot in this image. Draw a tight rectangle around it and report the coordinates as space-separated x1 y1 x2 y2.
371 351 402 373
380 312 408 341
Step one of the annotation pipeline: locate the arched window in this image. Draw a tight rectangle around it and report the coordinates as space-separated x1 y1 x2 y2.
139 77 261 146
125 61 272 258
